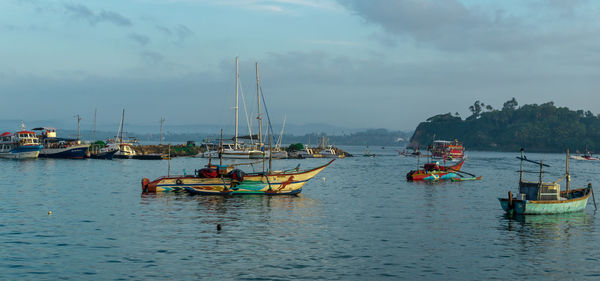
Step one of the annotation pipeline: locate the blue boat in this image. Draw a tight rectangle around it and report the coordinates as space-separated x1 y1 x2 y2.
33 127 90 159
499 149 595 215
0 128 43 159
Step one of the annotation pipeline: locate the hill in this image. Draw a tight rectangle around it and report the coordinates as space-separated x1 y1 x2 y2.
409 99 600 153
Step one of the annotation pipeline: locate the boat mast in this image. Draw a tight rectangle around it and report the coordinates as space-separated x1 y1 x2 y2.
519 148 524 183
119 109 125 144
566 148 570 194
76 114 82 140
93 108 97 141
160 117 165 145
234 57 239 149
256 62 262 147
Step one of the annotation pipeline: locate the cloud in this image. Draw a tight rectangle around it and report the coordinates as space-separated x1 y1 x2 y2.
155 24 193 45
64 4 132 27
129 33 150 46
336 0 599 54
140 51 164 65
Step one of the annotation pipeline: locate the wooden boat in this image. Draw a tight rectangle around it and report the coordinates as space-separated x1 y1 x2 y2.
431 139 464 161
451 176 482 182
141 159 334 194
498 149 595 215
406 159 465 181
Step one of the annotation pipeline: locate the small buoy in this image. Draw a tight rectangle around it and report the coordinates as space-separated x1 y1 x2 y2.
322 177 326 181
217 224 222 231
48 211 52 215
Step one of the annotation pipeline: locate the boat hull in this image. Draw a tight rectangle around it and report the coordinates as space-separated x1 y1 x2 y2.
406 159 465 181
90 149 118 159
499 188 591 215
143 160 333 195
0 145 43 159
40 144 89 159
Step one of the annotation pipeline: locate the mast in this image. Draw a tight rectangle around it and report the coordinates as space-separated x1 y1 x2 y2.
160 117 165 145
119 109 125 144
234 57 239 149
256 62 262 146
76 114 82 140
93 108 97 140
566 148 570 194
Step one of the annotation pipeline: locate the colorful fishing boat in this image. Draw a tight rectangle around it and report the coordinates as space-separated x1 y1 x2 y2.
431 139 464 161
0 125 43 159
142 159 334 194
498 150 595 215
406 159 465 181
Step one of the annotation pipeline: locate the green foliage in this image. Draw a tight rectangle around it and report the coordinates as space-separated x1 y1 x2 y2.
410 99 600 152
288 143 304 151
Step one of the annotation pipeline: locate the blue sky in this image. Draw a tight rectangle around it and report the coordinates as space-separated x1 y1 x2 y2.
2 0 600 132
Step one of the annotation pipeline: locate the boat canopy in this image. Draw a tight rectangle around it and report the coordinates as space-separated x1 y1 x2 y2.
1 132 12 137
17 131 36 135
32 127 56 131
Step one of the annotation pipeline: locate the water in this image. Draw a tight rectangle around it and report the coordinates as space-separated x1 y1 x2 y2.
3 148 600 280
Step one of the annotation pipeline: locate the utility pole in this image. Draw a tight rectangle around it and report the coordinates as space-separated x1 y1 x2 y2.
160 117 165 145
76 114 82 140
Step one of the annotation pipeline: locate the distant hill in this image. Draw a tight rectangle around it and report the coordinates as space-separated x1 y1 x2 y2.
410 100 600 153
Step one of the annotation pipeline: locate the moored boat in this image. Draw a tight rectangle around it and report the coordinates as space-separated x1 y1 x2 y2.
0 126 43 159
431 139 465 161
498 149 594 215
406 159 465 181
88 141 118 159
142 159 334 194
32 127 89 159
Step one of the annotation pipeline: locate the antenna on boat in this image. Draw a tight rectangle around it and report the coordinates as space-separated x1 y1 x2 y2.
168 144 171 177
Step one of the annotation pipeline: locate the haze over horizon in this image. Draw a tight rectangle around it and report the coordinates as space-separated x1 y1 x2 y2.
2 0 600 131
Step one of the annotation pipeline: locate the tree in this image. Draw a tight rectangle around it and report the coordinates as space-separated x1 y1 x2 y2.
468 100 483 119
502 97 518 110
485 105 493 111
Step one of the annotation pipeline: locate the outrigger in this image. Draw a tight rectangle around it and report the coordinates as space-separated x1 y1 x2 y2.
142 129 333 195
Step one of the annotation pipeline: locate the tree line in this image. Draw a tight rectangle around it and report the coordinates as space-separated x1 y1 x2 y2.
410 98 600 153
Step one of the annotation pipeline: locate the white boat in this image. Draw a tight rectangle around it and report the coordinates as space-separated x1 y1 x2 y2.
0 126 43 159
109 109 139 159
201 58 286 159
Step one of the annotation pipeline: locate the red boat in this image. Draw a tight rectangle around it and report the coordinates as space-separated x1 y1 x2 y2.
406 159 465 181
431 139 465 161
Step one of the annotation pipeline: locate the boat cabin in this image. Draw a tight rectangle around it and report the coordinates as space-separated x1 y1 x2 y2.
519 181 560 201
32 127 57 138
423 163 441 171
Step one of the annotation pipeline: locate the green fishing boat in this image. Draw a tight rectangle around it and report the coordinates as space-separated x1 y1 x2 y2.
499 149 596 215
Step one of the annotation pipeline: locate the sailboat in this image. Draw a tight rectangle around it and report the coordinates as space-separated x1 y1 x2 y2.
109 109 138 159
143 126 333 194
202 58 284 159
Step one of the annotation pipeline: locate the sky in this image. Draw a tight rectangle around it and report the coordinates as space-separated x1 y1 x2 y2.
2 0 600 133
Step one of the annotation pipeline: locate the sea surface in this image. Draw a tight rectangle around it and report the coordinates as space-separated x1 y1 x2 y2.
3 147 600 280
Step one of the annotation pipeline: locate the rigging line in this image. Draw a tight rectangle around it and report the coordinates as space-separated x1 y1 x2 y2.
238 79 254 143
260 86 275 145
